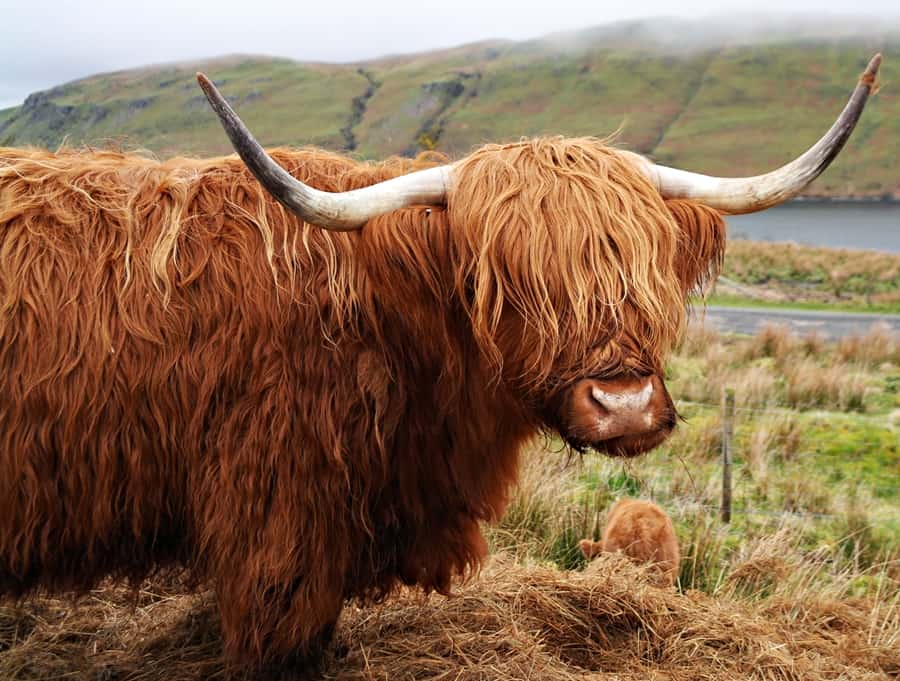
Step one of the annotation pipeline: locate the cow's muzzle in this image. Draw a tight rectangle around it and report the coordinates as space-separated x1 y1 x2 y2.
554 374 676 457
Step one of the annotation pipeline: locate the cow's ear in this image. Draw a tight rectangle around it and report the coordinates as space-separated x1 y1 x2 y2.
665 200 726 296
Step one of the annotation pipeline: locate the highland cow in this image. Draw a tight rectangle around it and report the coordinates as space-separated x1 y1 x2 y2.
0 56 881 667
580 498 681 587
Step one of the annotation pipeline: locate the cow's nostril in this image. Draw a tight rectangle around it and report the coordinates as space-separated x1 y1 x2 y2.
589 380 653 414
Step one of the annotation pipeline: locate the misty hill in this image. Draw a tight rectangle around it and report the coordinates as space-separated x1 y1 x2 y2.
1 18 898 198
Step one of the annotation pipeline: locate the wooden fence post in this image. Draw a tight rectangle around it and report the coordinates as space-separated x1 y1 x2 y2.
721 388 735 524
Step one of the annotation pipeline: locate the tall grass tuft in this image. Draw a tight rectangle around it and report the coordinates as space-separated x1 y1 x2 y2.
783 360 870 411
837 322 900 366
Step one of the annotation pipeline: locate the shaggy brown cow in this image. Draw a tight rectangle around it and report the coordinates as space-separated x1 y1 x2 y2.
579 498 681 587
0 56 880 668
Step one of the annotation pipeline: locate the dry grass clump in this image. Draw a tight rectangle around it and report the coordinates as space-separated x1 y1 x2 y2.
743 414 806 499
676 319 721 357
0 579 223 681
773 470 837 516
670 331 780 410
723 529 794 598
665 411 723 462
729 366 780 409
1 555 896 681
673 321 897 413
783 358 871 411
488 448 598 569
736 323 837 367
742 322 798 363
837 323 900 366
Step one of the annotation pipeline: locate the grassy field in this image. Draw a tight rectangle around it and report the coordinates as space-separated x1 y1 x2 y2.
1 23 899 199
708 239 900 313
0 324 897 679
492 323 898 575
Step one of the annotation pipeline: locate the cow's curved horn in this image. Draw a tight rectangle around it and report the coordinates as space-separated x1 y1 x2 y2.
630 53 882 214
197 73 452 231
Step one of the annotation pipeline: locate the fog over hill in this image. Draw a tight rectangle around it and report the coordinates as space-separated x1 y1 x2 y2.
537 14 900 52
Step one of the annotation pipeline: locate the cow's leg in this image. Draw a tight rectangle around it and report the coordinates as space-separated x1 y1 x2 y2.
195 373 356 671
259 619 340 680
215 558 345 674
197 448 349 670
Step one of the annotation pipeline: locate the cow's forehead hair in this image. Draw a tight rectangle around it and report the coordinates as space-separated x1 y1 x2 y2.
445 136 724 391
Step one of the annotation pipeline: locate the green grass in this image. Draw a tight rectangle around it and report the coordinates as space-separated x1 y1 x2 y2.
704 239 900 313
699 292 900 314
1 29 898 199
0 57 368 156
488 323 899 599
653 45 900 198
437 50 714 157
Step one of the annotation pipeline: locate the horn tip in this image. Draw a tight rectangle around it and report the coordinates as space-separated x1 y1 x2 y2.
196 73 224 111
865 53 882 77
858 54 882 91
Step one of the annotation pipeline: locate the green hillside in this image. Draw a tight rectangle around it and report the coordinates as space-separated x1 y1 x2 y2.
1 25 898 198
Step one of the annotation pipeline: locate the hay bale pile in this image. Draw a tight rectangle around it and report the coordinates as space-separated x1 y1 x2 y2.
0 554 896 680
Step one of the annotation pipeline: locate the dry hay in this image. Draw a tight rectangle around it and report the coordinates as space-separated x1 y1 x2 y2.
0 554 896 681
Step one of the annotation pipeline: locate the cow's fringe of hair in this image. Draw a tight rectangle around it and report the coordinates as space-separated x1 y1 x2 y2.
448 137 725 393
0 140 724 666
665 198 727 297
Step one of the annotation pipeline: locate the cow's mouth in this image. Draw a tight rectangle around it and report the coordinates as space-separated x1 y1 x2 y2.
562 411 677 458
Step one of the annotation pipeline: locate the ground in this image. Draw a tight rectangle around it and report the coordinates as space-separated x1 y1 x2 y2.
1 321 897 680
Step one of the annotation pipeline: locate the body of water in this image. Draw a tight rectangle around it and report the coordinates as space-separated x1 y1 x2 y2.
725 202 900 253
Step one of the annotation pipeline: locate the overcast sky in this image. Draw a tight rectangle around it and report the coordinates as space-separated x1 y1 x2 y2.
2 0 898 109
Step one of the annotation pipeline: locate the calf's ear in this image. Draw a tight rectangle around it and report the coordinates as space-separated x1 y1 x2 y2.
579 539 602 559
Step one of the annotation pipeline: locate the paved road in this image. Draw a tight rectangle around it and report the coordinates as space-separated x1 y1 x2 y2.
697 306 900 340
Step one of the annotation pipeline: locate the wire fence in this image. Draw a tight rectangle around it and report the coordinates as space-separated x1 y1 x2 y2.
677 399 898 422
611 394 900 525
667 501 897 523
678 398 897 498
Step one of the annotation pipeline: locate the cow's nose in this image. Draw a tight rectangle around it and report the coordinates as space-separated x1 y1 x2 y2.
590 380 654 414
576 375 662 441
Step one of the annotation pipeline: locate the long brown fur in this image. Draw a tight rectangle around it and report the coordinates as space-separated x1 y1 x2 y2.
0 137 724 666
